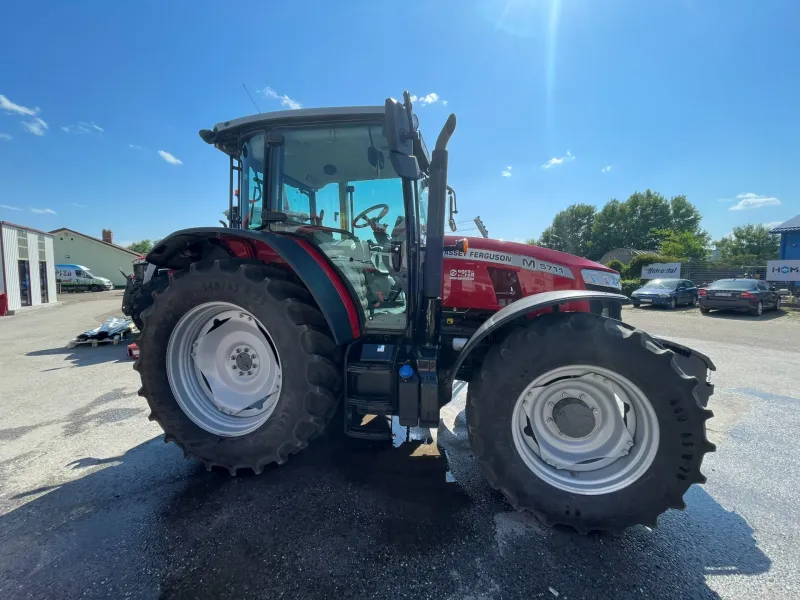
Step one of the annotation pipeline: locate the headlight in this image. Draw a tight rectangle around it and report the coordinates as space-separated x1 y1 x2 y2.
581 269 621 290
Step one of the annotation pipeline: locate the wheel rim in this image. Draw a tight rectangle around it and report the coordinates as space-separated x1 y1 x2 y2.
757 302 763 315
166 302 282 437
670 298 676 309
692 296 697 306
511 365 660 495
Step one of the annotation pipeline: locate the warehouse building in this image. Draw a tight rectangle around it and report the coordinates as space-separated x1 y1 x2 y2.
0 221 58 313
770 214 800 260
50 228 141 287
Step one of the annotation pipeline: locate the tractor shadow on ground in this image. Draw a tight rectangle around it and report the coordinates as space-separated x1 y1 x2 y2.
0 388 144 444
26 342 131 369
0 413 771 600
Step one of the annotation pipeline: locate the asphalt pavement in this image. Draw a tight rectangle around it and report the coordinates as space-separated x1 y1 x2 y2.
0 294 798 599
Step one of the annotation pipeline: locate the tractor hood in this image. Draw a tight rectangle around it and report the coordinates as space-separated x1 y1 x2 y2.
444 235 616 273
441 235 621 310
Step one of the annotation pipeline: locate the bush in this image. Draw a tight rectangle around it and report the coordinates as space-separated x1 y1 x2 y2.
621 279 642 297
605 259 625 274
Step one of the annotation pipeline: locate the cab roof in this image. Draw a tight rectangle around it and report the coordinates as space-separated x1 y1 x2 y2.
200 106 385 157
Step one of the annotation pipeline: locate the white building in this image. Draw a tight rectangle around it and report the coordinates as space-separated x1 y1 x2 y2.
0 221 58 314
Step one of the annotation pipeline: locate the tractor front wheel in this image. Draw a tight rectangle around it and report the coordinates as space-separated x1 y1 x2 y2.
467 312 714 534
135 259 341 473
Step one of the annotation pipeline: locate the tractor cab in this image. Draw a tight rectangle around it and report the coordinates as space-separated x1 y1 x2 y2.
204 105 440 332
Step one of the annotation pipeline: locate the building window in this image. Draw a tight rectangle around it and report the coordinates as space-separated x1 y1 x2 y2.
18 260 31 307
38 235 46 260
17 229 29 260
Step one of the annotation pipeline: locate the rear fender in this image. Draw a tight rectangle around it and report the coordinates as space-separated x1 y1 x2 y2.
447 290 627 385
146 227 361 345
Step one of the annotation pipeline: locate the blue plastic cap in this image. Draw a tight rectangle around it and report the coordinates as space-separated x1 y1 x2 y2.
399 364 414 379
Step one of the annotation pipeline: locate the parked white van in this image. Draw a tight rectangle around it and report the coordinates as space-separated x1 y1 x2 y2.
55 264 114 292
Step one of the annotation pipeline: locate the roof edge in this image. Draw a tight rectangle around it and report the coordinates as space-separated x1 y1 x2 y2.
50 227 141 256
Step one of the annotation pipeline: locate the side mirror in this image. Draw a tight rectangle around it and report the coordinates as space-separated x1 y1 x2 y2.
770 286 777 291
384 93 421 180
447 186 458 232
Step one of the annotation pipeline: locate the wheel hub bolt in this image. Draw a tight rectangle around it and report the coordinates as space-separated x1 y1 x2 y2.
579 394 586 400
238 372 243 377
247 371 252 376
232 365 237 370
591 407 598 413
546 417 554 423
561 392 567 398
547 401 554 408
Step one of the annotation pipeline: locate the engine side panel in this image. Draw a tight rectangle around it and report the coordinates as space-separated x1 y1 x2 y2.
442 247 589 313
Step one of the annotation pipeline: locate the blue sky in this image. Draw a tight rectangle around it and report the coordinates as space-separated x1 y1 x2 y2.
1 0 798 247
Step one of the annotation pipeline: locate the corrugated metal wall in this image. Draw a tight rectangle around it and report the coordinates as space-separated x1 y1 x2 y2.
1 225 21 311
44 235 57 302
27 231 41 306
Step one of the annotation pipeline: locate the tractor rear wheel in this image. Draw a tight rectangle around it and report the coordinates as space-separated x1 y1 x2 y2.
467 312 714 534
135 258 341 473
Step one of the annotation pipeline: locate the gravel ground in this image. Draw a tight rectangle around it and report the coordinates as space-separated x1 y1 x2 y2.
0 294 798 599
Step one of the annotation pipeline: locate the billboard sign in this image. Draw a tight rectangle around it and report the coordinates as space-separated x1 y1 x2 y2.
767 260 800 282
641 262 681 279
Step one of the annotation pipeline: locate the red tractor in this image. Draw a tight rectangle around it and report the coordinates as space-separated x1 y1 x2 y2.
132 93 715 533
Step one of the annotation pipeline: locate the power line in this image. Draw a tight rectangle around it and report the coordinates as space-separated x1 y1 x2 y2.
242 84 262 113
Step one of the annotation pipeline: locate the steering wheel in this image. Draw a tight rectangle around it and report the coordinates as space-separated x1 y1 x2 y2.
353 203 390 229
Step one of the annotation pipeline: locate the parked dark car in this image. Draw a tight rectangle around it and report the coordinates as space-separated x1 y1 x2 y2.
698 278 781 316
631 279 698 309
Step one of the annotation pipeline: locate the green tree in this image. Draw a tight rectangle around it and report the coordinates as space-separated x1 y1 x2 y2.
623 190 673 250
669 195 704 235
525 238 538 245
653 229 709 260
588 199 628 259
537 203 596 257
128 239 155 254
714 224 779 262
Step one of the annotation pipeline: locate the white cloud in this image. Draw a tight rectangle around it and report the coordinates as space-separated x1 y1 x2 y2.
22 117 48 136
71 202 87 208
0 133 11 141
601 165 613 173
262 86 302 110
115 240 134 248
501 166 512 177
542 150 574 169
31 208 57 214
728 192 781 211
1 204 22 210
764 221 783 229
0 94 39 117
128 143 143 150
158 150 183 165
410 93 443 106
62 121 104 134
